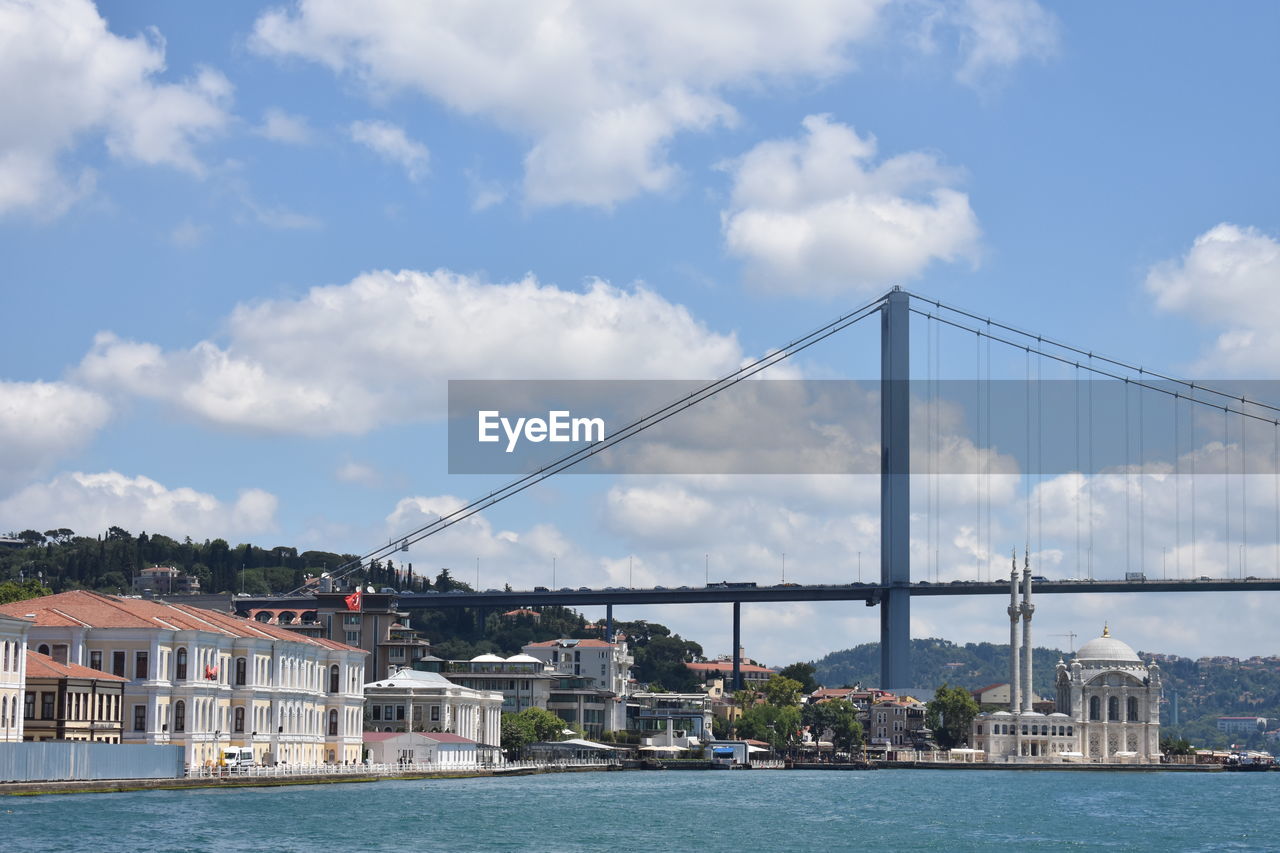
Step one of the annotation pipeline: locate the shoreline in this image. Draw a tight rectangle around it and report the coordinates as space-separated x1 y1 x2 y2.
0 760 1236 797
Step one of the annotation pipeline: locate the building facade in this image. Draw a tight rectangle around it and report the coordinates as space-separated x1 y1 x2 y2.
522 638 633 731
0 613 30 742
0 590 366 767
22 650 126 742
442 654 553 715
363 667 502 746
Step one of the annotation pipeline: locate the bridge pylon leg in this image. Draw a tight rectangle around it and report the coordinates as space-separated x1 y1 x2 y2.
880 288 911 690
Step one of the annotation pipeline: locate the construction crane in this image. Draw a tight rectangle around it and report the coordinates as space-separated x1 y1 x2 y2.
1050 632 1078 653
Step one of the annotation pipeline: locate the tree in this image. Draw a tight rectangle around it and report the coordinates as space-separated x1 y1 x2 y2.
517 707 568 743
762 674 804 707
779 662 819 694
501 714 536 758
0 579 47 605
737 703 802 752
925 683 980 749
803 698 863 753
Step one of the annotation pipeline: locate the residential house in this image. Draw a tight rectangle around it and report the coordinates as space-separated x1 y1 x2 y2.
22 649 126 742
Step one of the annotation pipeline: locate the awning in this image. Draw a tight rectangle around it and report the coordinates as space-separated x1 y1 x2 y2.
639 745 685 753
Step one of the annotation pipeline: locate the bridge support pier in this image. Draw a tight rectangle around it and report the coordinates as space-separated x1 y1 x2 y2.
732 601 742 691
605 604 614 643
880 287 911 690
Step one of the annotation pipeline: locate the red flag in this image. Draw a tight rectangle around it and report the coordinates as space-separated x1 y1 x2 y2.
344 588 362 611
205 664 218 680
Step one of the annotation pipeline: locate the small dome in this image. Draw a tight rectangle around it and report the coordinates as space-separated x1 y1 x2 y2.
470 653 505 663
1075 630 1141 663
505 654 541 663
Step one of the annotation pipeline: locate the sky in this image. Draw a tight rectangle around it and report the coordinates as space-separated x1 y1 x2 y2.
2 0 1279 675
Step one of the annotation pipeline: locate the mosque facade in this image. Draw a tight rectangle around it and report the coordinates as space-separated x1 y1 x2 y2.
970 559 1162 763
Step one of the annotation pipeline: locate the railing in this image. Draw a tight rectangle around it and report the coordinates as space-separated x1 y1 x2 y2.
184 757 619 779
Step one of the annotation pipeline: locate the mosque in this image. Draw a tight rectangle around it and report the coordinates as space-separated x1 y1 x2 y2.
969 557 1162 763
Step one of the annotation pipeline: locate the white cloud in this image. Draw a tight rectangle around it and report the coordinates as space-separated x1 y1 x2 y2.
0 0 231 216
250 0 888 207
335 461 380 487
0 380 110 496
0 471 277 541
721 114 981 294
256 107 313 144
76 269 744 435
1145 223 1280 376
952 0 1059 86
348 119 429 182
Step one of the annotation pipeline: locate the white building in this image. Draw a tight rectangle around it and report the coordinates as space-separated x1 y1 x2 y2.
0 590 367 767
362 730 499 767
0 613 30 742
363 667 503 747
444 654 554 714
522 638 632 731
970 562 1161 763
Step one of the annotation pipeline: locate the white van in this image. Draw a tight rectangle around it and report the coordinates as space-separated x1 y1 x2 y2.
221 747 255 770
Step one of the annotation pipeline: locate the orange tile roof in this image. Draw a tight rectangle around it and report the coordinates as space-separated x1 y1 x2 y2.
25 649 128 682
0 590 364 654
685 661 776 674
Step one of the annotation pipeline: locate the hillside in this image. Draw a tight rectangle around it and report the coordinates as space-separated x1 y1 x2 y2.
811 638 1280 749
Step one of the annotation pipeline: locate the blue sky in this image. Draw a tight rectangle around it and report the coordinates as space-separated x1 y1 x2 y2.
2 0 1279 671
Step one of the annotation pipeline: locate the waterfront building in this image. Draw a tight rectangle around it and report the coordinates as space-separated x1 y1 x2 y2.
21 649 126 742
0 613 30 742
363 666 502 746
522 638 633 730
0 590 367 767
242 590 432 679
442 653 553 714
865 697 929 749
1217 716 1267 735
685 658 776 689
969 561 1162 763
628 692 714 743
362 730 499 767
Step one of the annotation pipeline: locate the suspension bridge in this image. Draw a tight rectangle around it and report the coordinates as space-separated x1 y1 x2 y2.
252 288 1280 691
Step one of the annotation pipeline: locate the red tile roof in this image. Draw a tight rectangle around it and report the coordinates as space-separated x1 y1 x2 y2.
0 590 364 653
25 649 128 682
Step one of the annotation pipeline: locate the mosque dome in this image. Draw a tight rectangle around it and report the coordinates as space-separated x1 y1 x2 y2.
1074 627 1142 663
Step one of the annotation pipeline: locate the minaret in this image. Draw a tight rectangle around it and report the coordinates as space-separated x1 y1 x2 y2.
1021 550 1035 713
1008 552 1021 714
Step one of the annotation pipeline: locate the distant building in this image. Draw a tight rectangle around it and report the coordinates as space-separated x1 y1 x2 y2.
500 609 541 623
22 649 126 742
1217 716 1267 735
362 730 498 767
442 654 553 715
685 659 777 689
628 692 714 743
865 698 928 748
132 566 200 595
0 613 30 742
522 638 633 731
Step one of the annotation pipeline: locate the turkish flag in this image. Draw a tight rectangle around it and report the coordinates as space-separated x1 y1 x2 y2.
344 588 362 611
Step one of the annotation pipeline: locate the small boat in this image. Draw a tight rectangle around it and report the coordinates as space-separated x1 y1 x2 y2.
1224 752 1274 771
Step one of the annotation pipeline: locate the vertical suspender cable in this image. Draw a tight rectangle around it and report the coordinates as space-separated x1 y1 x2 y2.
1139 373 1145 576
1175 393 1182 579
1224 406 1231 577
1075 362 1082 579
1125 378 1132 578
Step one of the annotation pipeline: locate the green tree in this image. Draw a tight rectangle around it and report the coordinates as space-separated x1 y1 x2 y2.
762 674 804 707
737 703 802 752
516 706 568 742
501 714 536 757
925 683 980 749
0 579 48 604
779 662 820 694
803 698 863 753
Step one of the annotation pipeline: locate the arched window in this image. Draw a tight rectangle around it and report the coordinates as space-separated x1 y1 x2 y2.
235 657 247 686
1127 696 1139 722
1108 696 1120 721
1089 696 1101 720
37 644 50 656
328 709 339 736
329 665 340 694
176 647 188 680
174 700 186 733
234 707 245 733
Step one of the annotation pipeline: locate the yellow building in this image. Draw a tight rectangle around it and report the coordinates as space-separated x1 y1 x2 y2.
0 591 366 768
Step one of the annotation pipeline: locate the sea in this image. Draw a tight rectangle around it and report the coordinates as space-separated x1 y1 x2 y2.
4 769 1279 852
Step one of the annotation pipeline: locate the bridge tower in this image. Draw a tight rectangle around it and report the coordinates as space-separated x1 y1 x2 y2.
880 287 911 690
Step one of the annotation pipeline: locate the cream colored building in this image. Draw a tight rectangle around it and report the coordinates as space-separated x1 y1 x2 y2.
0 613 30 742
363 667 502 747
0 591 366 767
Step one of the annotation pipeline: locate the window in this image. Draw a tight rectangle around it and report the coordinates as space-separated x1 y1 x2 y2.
328 709 338 736
176 647 188 680
52 644 68 664
112 651 126 678
395 705 405 721
41 692 54 720
1127 696 1139 722
135 651 149 681
329 665 340 693
389 647 405 659
345 631 360 645
174 700 186 733
236 657 247 686
89 650 102 671
1089 696 1101 721
431 706 440 722
372 706 381 721
37 643 49 656
1107 696 1120 722
383 705 394 721
133 705 146 731
343 614 361 625
24 692 35 719
234 707 244 733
